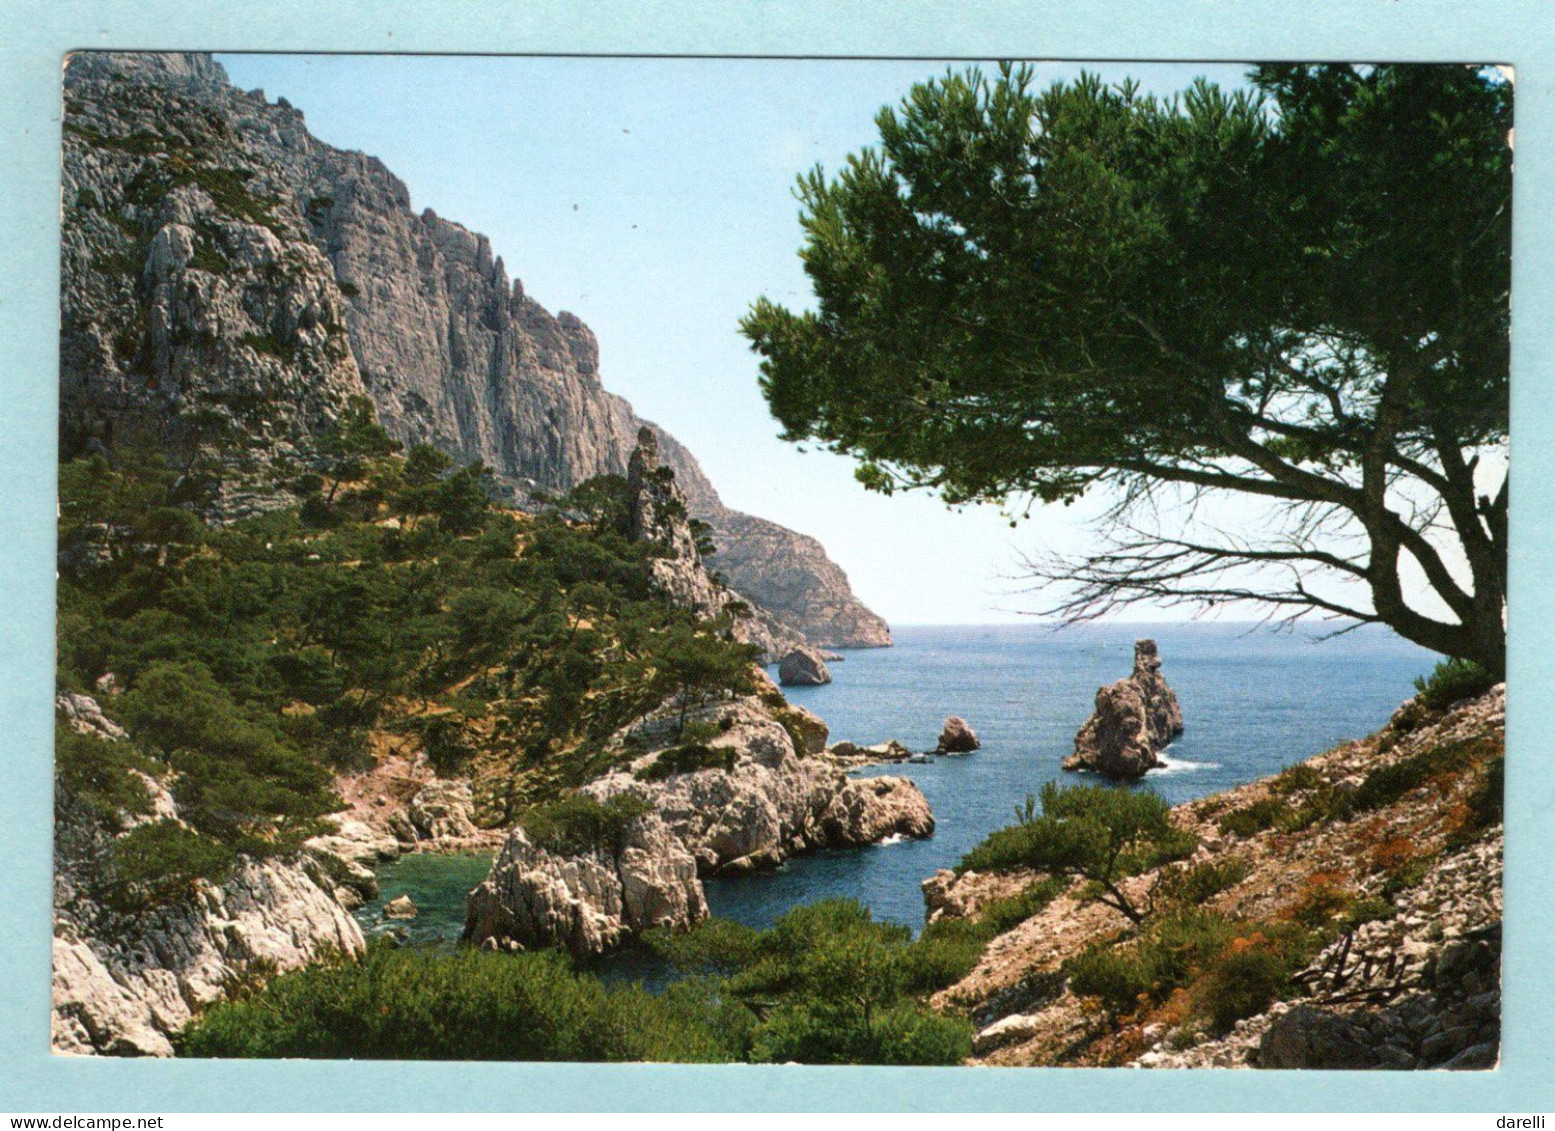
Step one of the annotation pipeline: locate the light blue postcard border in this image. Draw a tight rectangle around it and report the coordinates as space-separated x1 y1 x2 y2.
2 0 1552 1112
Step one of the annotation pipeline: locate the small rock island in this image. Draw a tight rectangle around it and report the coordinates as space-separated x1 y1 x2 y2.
936 716 981 754
1064 639 1184 778
778 645 833 686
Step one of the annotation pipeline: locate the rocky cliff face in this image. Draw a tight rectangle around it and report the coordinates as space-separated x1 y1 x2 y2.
1064 639 1185 778
60 52 888 647
52 694 364 1057
639 421 889 646
704 509 891 649
464 812 707 957
464 692 933 956
623 427 802 662
61 54 367 518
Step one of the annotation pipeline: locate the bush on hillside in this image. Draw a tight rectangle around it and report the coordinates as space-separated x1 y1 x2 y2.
647 899 973 1065
517 793 653 857
1413 657 1497 712
178 944 746 1061
634 743 737 782
1351 734 1495 814
959 783 1193 923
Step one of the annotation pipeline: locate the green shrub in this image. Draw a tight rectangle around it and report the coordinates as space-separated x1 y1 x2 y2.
189 239 227 274
1340 897 1398 931
1281 785 1354 830
1453 755 1504 843
240 331 296 362
1413 657 1497 712
676 718 724 744
1152 857 1251 908
906 878 1069 996
959 783 1189 924
117 660 338 854
181 165 284 232
1219 786 1356 837
1119 825 1201 873
634 742 737 782
771 705 826 756
736 901 971 1065
178 944 744 1062
1271 763 1324 795
643 917 763 976
647 900 973 1065
1380 856 1434 901
1217 796 1284 837
54 725 153 830
1064 909 1310 1033
518 793 653 856
1065 942 1162 1016
91 250 146 278
751 996 971 1066
416 714 479 776
106 819 235 907
268 645 347 705
1197 944 1292 1034
1065 909 1236 1016
903 917 990 993
1351 734 1492 813
976 875 1070 936
957 818 1054 874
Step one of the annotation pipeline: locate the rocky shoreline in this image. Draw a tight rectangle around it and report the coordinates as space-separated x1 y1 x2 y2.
54 669 1505 1067
463 690 935 956
53 661 945 1052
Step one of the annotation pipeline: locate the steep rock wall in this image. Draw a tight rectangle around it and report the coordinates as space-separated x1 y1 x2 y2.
60 52 888 646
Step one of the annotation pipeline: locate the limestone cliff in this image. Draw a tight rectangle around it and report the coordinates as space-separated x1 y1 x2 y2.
624 426 802 662
60 51 889 647
52 694 364 1056
464 692 933 956
463 812 707 957
60 53 367 519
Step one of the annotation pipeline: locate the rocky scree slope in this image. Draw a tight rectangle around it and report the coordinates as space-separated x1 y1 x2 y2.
61 52 888 647
926 684 1503 1069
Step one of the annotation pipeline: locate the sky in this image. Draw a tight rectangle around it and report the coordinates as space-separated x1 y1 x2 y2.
215 54 1269 626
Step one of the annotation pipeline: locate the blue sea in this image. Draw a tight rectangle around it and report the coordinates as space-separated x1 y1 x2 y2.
361 621 1436 943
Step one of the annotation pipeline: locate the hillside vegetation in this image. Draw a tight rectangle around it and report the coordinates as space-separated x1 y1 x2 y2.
56 410 757 909
925 675 1503 1069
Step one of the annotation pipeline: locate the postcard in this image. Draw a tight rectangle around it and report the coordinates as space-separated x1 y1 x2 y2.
47 49 1508 1078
